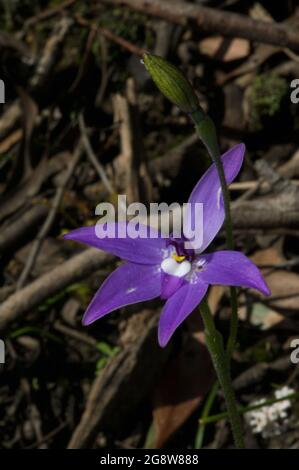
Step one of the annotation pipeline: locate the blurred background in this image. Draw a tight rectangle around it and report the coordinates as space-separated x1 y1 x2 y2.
1 0 299 449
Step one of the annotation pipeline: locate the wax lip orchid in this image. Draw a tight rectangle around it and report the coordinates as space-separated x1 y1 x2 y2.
64 143 270 347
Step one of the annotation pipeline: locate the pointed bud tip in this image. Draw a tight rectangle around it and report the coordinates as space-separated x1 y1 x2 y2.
142 53 199 114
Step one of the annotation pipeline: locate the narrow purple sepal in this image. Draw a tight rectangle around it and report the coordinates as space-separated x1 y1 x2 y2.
158 280 208 347
83 262 162 325
186 143 245 252
199 250 271 296
64 222 166 265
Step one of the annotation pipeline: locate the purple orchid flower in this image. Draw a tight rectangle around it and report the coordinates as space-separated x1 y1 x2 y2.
64 143 270 347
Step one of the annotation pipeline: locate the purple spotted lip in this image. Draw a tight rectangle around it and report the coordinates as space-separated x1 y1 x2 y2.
64 143 270 347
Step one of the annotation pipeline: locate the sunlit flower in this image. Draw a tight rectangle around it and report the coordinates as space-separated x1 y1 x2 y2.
64 143 270 347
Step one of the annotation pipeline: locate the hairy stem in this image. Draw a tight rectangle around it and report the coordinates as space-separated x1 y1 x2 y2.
200 298 244 448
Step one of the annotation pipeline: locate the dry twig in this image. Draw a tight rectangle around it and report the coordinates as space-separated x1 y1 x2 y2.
0 248 113 332
16 142 84 289
78 114 114 196
68 308 170 448
102 0 299 52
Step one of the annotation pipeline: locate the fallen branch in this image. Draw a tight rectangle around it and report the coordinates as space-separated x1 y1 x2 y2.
30 17 74 88
76 15 146 56
0 248 113 332
78 114 114 196
230 180 299 191
24 0 77 30
231 198 299 229
0 204 48 253
16 140 84 289
68 308 170 448
148 133 199 183
113 78 152 203
0 30 33 59
0 18 73 142
102 0 299 52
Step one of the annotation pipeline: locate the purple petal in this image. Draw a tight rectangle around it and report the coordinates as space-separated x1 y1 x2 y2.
64 222 166 264
199 250 271 296
158 280 208 347
161 273 184 300
186 143 245 252
83 262 161 325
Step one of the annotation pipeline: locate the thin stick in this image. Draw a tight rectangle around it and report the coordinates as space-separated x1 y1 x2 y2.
24 0 77 30
0 249 113 332
230 180 299 191
200 391 299 425
102 0 299 52
0 205 48 252
16 141 84 289
78 114 114 195
75 15 146 56
24 422 67 449
53 321 99 349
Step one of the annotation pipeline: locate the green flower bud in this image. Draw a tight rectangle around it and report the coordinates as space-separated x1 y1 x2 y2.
143 53 199 113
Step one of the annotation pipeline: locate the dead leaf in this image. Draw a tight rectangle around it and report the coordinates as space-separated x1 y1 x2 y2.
199 36 250 62
251 244 285 266
278 149 299 179
208 285 225 315
263 271 299 311
217 44 278 86
251 246 299 311
0 129 23 154
238 302 284 330
236 245 299 329
249 3 273 22
152 311 214 448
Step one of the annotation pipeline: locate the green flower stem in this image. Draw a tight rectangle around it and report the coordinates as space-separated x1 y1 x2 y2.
200 297 244 449
190 111 238 359
199 391 299 425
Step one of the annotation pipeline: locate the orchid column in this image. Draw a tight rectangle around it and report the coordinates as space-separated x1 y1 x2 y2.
143 54 244 448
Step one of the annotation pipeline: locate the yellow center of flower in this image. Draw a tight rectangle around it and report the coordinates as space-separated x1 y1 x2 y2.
172 254 186 263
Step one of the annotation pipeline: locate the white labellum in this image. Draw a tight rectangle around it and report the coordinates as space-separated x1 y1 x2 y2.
161 257 191 278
